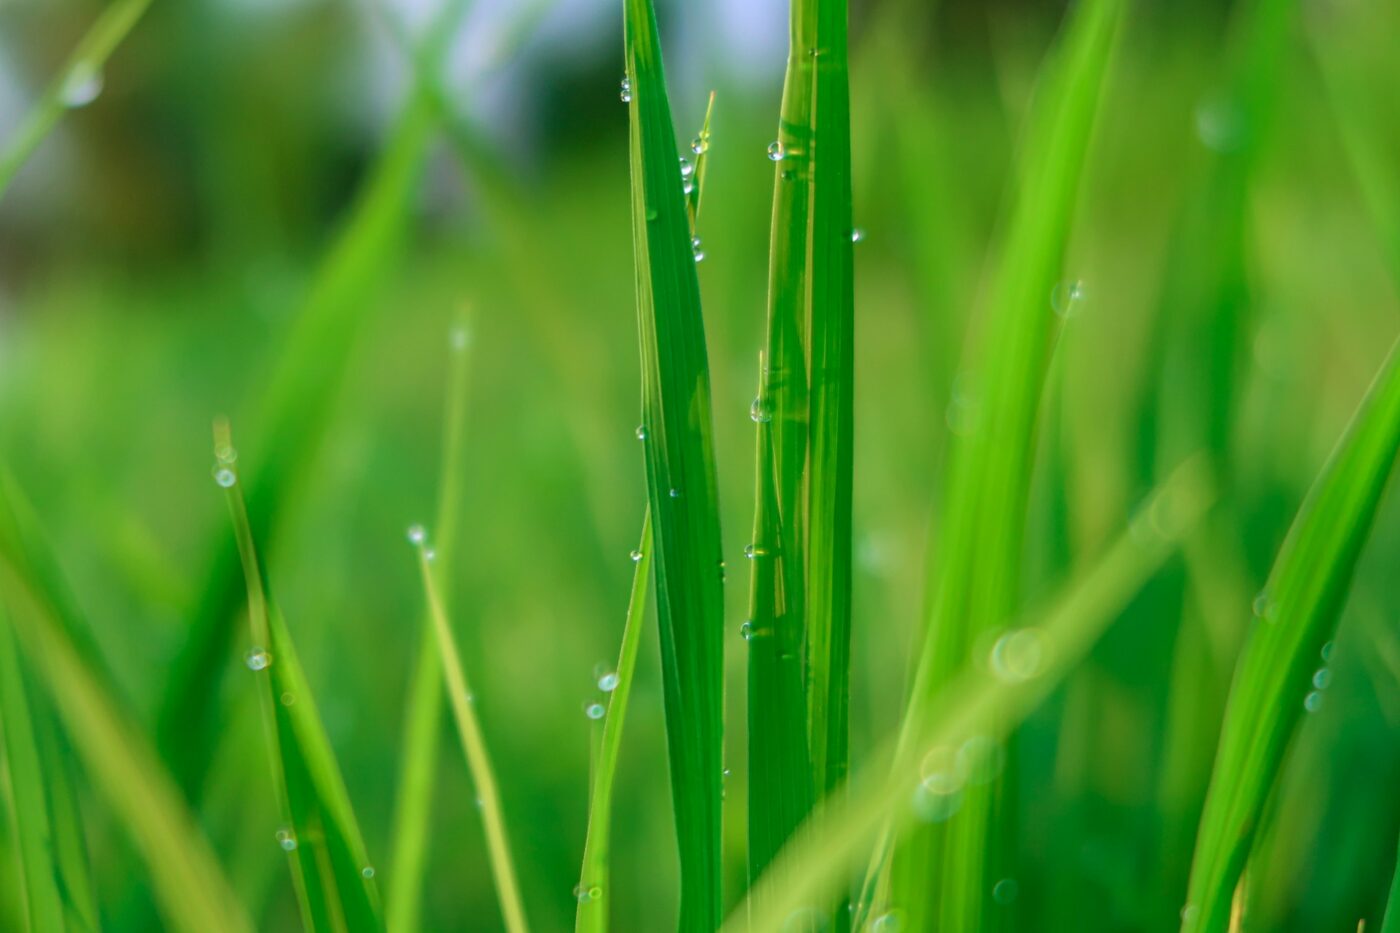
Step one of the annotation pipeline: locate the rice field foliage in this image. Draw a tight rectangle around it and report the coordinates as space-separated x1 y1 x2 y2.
1 0 1399 930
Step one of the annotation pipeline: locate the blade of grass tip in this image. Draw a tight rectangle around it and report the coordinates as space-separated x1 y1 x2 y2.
736 458 1215 932
154 0 470 797
576 509 654 933
0 0 152 200
387 306 474 933
409 527 529 933
877 0 1123 929
624 0 727 927
216 420 384 932
0 561 251 933
1181 335 1400 932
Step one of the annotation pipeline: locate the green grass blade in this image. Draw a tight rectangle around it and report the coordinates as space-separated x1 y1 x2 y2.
217 423 384 932
0 613 71 932
1182 336 1400 932
0 0 152 201
1383 834 1400 933
883 0 1123 927
0 564 251 933
740 459 1214 932
387 308 473 933
410 530 529 933
623 0 727 926
576 509 653 933
156 74 439 800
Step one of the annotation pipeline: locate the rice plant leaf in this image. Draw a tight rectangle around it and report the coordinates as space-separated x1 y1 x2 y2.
881 0 1123 927
217 424 384 932
410 530 529 933
387 308 473 933
0 0 153 200
1383 834 1400 933
623 0 727 926
576 509 653 933
0 563 250 933
155 49 445 800
738 459 1214 932
1182 336 1400 932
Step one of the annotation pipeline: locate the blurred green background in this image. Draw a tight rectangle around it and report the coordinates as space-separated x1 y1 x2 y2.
1 0 1398 929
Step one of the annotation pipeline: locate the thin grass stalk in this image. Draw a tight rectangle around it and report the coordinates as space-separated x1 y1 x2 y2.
410 531 529 933
386 307 475 932
1382 835 1400 933
623 0 727 925
576 510 654 933
737 458 1213 932
217 422 383 932
1182 336 1400 932
0 0 153 199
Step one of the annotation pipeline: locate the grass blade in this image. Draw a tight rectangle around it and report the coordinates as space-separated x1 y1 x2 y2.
739 458 1214 932
410 529 529 933
576 509 653 933
1383 834 1400 933
623 0 727 926
881 0 1123 927
0 0 152 200
386 309 474 933
1182 336 1400 931
0 555 250 932
217 422 384 932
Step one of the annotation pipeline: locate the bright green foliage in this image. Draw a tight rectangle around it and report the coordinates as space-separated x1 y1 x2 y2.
576 510 653 933
1183 337 1400 932
1384 836 1400 933
218 424 384 932
745 0 856 899
742 460 1215 931
883 0 1123 928
622 0 727 927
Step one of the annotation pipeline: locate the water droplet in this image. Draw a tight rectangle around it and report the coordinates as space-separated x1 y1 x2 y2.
743 544 766 560
722 767 731 777
955 735 1005 786
407 524 426 545
280 692 296 706
215 444 238 464
635 424 648 441
619 76 631 103
275 828 298 851
213 467 237 488
668 488 681 499
1194 94 1244 153
850 227 866 244
645 207 659 222
1251 592 1275 621
361 865 375 879
871 910 904 931
1304 690 1323 713
1051 280 1086 318
588 885 602 900
450 326 471 351
691 136 708 155
911 780 963 823
629 548 643 562
992 878 1019 905
245 648 272 672
585 702 606 720
740 621 754 641
989 629 1045 683
1312 668 1332 690
767 141 786 162
598 672 619 692
749 396 772 423
62 63 103 108
1180 904 1200 925
679 157 694 178
1320 640 1334 661
691 236 705 262
683 178 695 196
